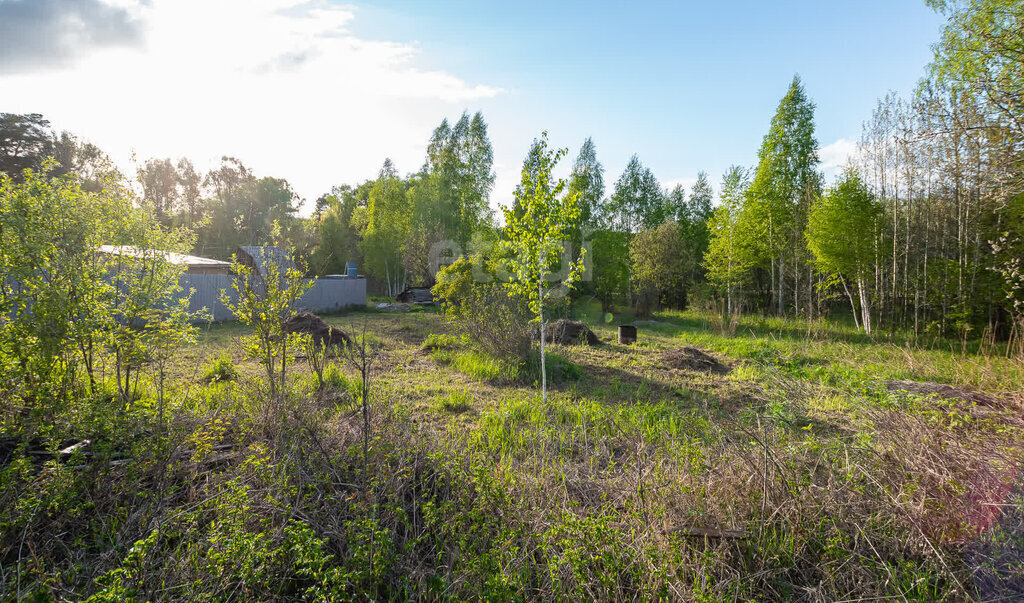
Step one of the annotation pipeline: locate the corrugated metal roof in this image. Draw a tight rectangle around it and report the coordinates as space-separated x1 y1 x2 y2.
97 245 231 268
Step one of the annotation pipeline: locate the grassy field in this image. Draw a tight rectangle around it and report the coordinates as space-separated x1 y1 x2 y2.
5 306 1024 600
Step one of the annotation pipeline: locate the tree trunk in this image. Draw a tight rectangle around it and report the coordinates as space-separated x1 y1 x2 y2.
841 276 861 331
858 277 872 335
539 278 547 406
778 258 784 316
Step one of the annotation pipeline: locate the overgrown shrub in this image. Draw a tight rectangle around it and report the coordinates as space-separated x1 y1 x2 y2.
433 257 533 364
202 355 240 383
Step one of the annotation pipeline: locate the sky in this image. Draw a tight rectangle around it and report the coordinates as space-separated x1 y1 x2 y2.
0 0 949 214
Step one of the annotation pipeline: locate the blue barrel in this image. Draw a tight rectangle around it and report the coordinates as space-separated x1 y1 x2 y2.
346 262 358 278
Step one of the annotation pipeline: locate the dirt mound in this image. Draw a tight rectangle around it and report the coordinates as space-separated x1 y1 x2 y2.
283 312 351 348
662 347 730 374
544 319 600 346
883 380 1000 407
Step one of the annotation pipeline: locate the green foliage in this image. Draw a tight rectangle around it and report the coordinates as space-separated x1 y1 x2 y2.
568 137 604 230
745 75 821 260
196 157 304 259
704 166 758 307
0 113 57 179
499 133 585 322
928 0 1024 138
807 171 879 282
807 170 881 332
609 155 664 232
221 227 313 397
425 111 496 250
0 163 202 423
741 75 822 316
530 350 581 383
433 257 533 363
421 332 462 352
323 364 363 401
499 132 586 402
630 221 688 315
309 187 362 276
359 159 410 296
202 355 240 384
588 229 631 311
432 348 520 383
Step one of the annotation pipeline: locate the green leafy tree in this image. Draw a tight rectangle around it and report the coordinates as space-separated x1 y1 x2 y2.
176 158 204 227
0 113 53 180
105 224 203 406
630 221 686 317
705 166 757 313
568 137 605 229
221 226 314 398
359 159 410 296
567 137 605 290
589 229 630 311
197 157 303 258
663 184 687 225
928 0 1024 139
425 111 496 249
806 170 881 333
744 75 821 314
1 162 203 423
498 132 584 404
0 163 121 405
610 155 665 232
684 171 715 287
310 186 363 276
138 158 180 225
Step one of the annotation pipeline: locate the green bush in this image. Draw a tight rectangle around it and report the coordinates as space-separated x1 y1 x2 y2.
202 355 240 384
433 257 533 364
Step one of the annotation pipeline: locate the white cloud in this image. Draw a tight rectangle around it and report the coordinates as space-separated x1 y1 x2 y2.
1 0 504 205
819 138 859 180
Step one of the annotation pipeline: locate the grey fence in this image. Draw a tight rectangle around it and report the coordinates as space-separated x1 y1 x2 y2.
180 274 366 322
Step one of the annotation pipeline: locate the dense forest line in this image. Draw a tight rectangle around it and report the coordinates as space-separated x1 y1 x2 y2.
1 0 1020 343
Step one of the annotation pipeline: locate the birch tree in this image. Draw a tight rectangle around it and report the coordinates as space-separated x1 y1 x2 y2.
499 133 584 405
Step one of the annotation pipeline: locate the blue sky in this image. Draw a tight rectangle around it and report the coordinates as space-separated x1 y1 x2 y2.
0 0 948 210
350 0 948 197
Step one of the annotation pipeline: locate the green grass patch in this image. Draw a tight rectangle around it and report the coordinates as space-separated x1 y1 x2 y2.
421 333 462 352
431 349 520 382
436 390 473 413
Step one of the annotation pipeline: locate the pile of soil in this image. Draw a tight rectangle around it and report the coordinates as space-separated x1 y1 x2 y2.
662 347 730 374
883 380 1000 407
283 312 351 348
544 319 600 346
